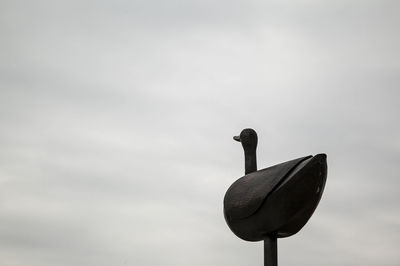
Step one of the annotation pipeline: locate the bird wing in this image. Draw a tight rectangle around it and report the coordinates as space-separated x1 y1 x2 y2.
224 156 312 221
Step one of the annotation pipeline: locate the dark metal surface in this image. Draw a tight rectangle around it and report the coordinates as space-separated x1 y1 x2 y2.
264 236 277 266
224 156 311 221
224 128 328 266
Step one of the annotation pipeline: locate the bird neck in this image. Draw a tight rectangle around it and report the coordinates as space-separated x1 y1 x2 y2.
244 149 257 174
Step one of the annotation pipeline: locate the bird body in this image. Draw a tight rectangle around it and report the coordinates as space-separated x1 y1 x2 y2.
224 129 327 242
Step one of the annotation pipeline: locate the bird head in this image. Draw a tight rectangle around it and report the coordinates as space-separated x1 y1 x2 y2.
233 128 258 153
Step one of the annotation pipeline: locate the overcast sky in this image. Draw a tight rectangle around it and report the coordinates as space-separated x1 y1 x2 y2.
1 0 399 265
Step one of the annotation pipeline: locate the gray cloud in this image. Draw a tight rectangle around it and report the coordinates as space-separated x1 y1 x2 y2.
1 0 399 265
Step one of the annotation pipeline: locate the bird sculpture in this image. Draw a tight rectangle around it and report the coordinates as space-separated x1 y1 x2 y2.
223 128 327 266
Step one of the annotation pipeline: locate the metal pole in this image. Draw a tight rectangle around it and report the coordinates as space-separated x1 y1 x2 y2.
264 236 277 266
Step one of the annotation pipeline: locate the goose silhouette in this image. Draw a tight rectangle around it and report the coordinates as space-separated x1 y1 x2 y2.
224 128 327 242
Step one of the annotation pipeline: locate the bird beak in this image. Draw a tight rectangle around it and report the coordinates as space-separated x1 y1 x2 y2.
233 136 241 142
